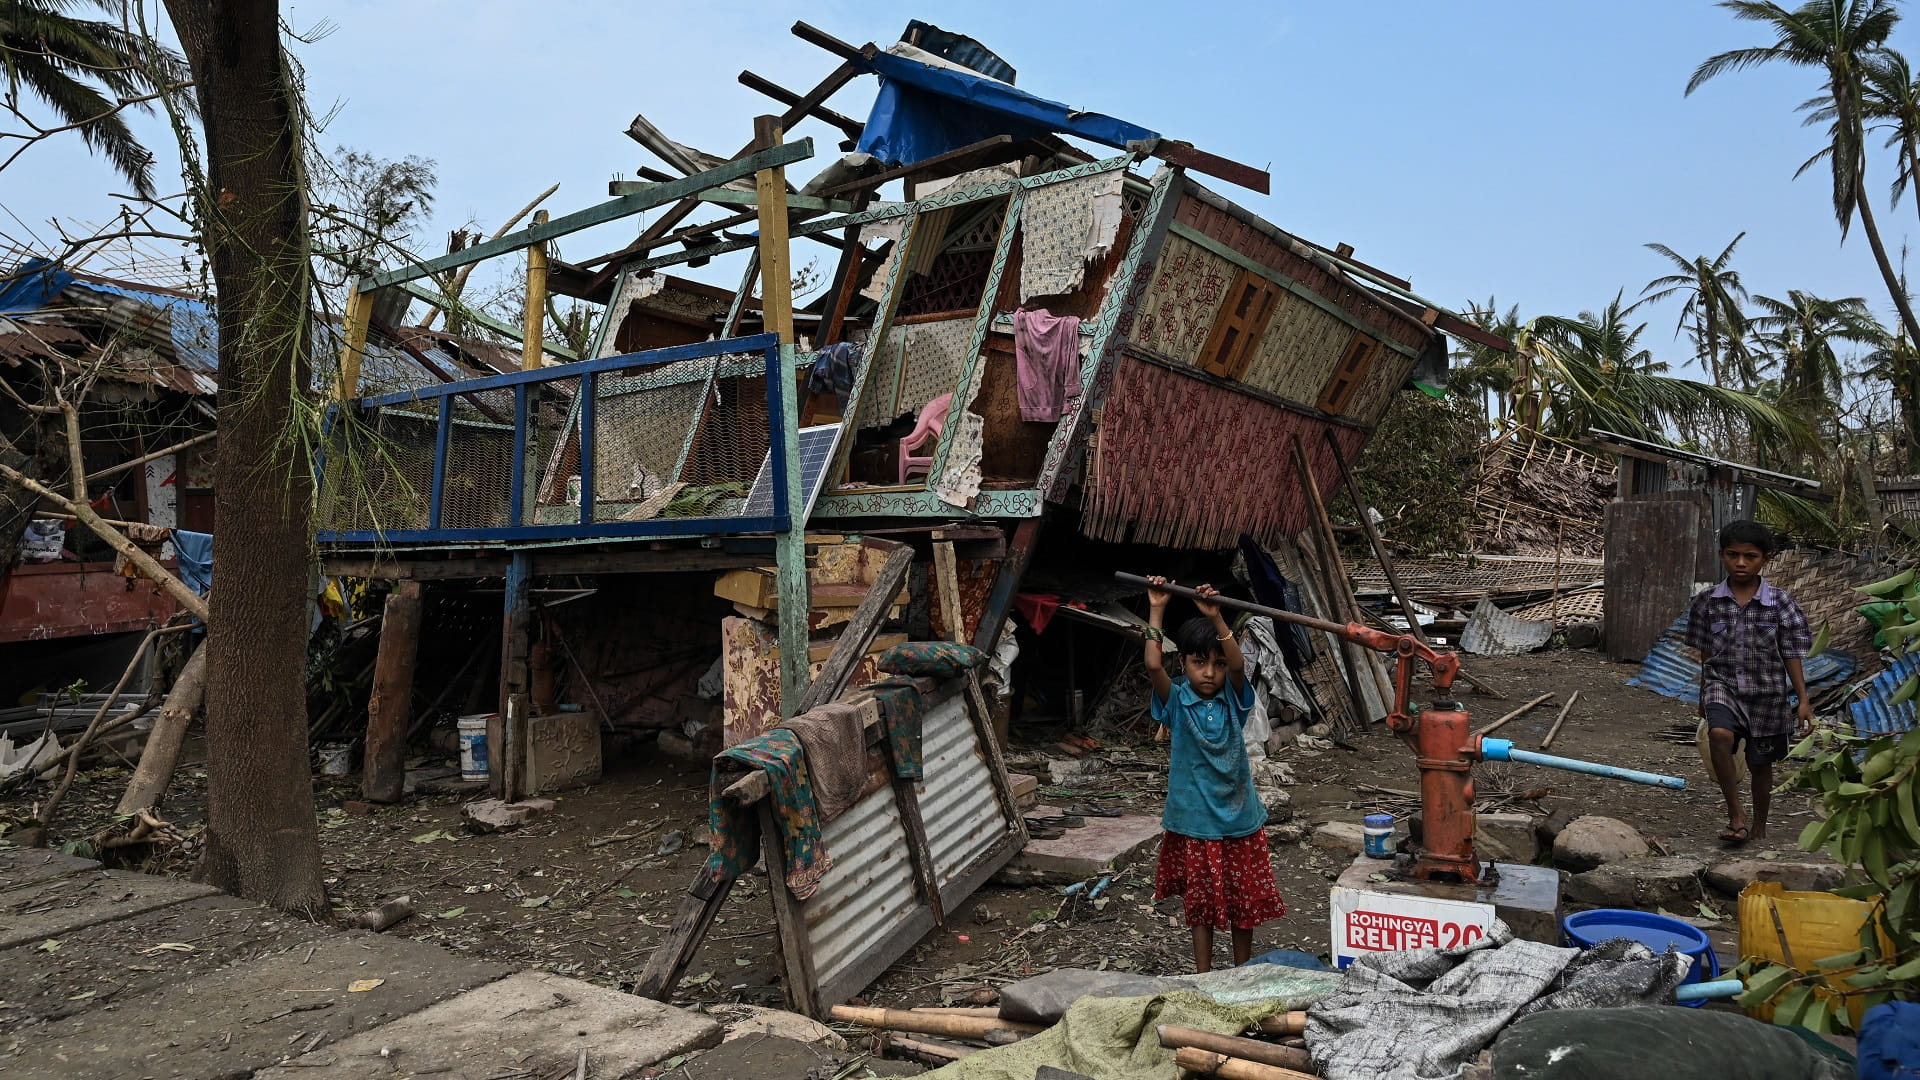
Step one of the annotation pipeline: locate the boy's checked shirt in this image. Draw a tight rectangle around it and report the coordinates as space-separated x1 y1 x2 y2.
1684 578 1813 738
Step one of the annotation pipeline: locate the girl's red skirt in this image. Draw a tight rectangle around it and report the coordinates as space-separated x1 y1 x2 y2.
1155 829 1285 930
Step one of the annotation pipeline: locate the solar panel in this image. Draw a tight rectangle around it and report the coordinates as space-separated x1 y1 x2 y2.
742 423 846 523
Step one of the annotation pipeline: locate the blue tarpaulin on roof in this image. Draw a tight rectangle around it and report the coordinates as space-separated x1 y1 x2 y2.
70 277 219 374
1628 610 1857 704
0 259 74 314
854 49 1158 167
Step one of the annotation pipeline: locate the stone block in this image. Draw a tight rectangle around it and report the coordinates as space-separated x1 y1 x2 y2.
1475 813 1539 864
526 711 601 793
1009 772 1039 810
0 847 99 893
0 867 218 949
256 970 719 1080
1260 785 1294 825
1704 858 1847 897
711 1003 846 1049
9 931 510 1080
1553 815 1648 872
461 797 556 834
1312 820 1367 857
999 813 1161 885
1563 855 1707 910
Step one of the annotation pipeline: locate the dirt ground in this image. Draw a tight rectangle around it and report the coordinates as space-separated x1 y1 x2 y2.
4 646 1822 1019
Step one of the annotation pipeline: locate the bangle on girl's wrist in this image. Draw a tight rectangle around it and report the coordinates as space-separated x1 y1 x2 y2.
1144 626 1165 643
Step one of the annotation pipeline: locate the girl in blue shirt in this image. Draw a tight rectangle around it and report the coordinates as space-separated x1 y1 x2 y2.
1144 577 1286 971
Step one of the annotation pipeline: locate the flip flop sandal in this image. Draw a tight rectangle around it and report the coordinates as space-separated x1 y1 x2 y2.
1025 815 1086 830
1719 826 1751 846
1066 802 1122 818
1025 823 1066 840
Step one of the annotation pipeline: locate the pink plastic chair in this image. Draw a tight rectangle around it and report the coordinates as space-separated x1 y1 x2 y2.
897 393 953 485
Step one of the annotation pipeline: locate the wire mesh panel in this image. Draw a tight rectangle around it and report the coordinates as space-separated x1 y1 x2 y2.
589 352 768 524
316 334 788 543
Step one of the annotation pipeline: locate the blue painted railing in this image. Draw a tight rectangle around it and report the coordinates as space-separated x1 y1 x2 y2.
316 333 789 546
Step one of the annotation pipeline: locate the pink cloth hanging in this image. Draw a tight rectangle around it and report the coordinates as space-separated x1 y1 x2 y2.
1014 308 1082 422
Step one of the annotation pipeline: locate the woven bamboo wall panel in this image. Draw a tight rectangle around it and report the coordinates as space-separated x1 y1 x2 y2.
1084 355 1366 549
1341 348 1420 425
1171 197 1431 355
1239 292 1351 404
1129 234 1232 367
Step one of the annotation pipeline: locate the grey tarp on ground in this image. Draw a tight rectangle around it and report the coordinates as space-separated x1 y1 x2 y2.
1306 925 1701 1080
997 964 1345 1026
1492 1006 1854 1080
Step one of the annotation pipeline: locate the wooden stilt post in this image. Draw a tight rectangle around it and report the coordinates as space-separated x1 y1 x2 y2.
522 211 550 371
498 552 532 800
755 114 809 722
364 580 423 803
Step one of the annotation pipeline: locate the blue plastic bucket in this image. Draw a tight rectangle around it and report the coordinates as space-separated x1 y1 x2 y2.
1562 908 1721 1007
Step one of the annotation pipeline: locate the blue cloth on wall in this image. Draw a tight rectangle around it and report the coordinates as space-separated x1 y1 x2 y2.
1151 676 1264 840
172 529 213 595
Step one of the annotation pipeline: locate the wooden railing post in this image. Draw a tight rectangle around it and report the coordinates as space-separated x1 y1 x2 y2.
755 115 810 721
522 210 550 371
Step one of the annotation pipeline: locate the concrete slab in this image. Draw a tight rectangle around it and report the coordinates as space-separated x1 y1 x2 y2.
0 846 101 893
680 1032 923 1080
0 868 219 949
998 813 1162 886
1334 854 1563 945
0 894 329 1032
2 930 512 1080
255 970 722 1080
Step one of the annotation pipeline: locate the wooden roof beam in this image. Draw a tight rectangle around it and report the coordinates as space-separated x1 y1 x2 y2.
739 70 865 141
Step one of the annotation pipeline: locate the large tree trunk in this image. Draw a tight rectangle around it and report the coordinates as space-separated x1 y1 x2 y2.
165 0 326 916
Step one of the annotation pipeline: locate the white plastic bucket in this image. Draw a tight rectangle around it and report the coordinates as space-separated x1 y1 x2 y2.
318 744 352 776
458 714 492 782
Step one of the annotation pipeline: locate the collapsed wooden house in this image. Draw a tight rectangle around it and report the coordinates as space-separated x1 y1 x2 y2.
310 20 1506 1013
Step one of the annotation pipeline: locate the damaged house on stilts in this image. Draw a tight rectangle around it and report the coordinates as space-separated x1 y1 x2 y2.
312 20 1507 1016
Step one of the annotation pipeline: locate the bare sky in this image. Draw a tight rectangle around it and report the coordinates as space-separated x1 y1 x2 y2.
5 1 1911 378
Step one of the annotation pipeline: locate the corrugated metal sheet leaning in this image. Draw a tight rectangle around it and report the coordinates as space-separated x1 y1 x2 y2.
1848 654 1920 736
1628 611 1858 705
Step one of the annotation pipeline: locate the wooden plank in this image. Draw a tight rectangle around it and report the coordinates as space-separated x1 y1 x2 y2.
1135 138 1270 195
633 865 739 1000
962 672 1025 847
932 541 965 643
738 70 865 139
521 210 549 370
1291 436 1385 730
761 801 824 1017
1603 500 1698 662
757 115 811 724
497 552 532 800
360 139 814 289
885 742 945 926
799 541 914 713
363 581 422 803
814 135 1018 197
335 286 375 399
319 549 767 580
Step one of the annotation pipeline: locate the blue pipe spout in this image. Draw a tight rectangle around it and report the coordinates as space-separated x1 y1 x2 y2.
1480 738 1687 789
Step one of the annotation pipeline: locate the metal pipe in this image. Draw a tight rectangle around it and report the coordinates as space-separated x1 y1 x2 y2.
1675 979 1742 1002
1480 738 1686 789
1112 572 1350 637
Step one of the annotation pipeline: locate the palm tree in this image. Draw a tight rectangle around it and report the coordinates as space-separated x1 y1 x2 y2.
1637 234 1756 389
1859 50 1920 227
1 0 192 195
1748 289 1887 414
1448 297 1521 425
1859 330 1920 468
1522 293 1815 453
1689 1 1920 355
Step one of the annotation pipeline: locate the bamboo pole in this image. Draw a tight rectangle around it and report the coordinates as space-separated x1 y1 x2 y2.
1540 690 1580 750
85 430 215 484
1157 1026 1315 1072
1172 1046 1319 1079
1473 692 1553 737
1254 1012 1308 1036
0 462 208 621
828 1005 1044 1039
522 210 550 370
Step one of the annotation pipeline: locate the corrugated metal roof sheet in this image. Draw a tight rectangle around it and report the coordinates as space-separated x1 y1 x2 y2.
1848 654 1919 735
1629 611 1858 703
1460 597 1554 657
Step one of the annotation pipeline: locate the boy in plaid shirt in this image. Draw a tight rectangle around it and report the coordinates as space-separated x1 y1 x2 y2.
1685 520 1812 845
